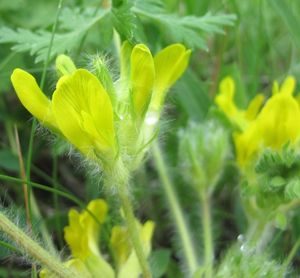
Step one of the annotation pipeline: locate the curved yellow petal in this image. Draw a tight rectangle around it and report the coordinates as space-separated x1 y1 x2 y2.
151 44 191 110
64 199 108 259
110 226 131 267
279 76 296 95
272 81 279 95
215 76 237 118
39 259 92 278
64 199 115 278
245 93 264 121
52 69 115 155
11 68 57 128
130 44 155 118
116 220 155 278
234 126 260 166
257 93 300 148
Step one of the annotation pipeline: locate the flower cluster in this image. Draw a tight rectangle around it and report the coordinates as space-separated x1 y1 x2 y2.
11 43 191 171
215 76 300 167
40 199 155 278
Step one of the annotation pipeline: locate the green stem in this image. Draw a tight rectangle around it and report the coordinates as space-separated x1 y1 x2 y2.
199 190 213 278
152 142 198 275
52 153 63 249
0 239 21 254
280 236 300 277
23 0 64 254
246 218 274 253
112 162 152 278
0 211 77 278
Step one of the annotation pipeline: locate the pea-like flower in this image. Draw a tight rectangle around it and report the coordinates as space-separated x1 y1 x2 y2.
11 43 191 171
215 76 265 130
40 199 155 278
215 76 300 167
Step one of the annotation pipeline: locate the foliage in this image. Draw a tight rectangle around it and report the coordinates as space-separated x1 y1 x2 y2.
1 0 300 277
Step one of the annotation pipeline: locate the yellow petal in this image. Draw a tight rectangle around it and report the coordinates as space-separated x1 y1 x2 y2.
151 44 191 110
110 225 131 267
64 259 92 277
257 93 300 148
245 93 264 121
130 44 155 117
272 81 279 95
117 220 155 278
84 254 114 278
64 199 108 259
10 68 57 128
234 126 260 166
215 76 238 118
279 76 296 95
64 199 114 278
40 259 92 278
52 69 115 155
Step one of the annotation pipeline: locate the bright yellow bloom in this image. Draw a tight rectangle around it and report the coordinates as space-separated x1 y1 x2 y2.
235 78 300 166
110 220 155 278
40 199 155 278
215 76 264 130
11 43 190 169
217 76 300 167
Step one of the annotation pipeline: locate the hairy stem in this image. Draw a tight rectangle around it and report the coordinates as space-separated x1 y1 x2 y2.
152 142 198 276
111 161 152 278
0 211 77 278
200 190 214 278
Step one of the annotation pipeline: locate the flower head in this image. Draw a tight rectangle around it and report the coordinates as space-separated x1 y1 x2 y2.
40 199 155 278
11 43 191 171
215 76 300 167
215 76 265 130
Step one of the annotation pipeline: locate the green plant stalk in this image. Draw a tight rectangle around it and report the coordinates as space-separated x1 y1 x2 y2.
52 153 63 249
199 190 213 278
23 0 64 258
152 142 198 275
0 211 77 278
111 161 152 278
280 236 300 277
0 174 101 225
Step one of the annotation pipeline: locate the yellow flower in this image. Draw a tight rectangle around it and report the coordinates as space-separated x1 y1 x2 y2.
215 76 264 130
110 220 155 278
11 43 190 169
233 76 300 166
11 68 116 162
40 199 155 278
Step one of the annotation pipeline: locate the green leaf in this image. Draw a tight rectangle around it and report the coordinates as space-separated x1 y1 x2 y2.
285 179 300 201
133 0 236 50
111 1 137 41
0 8 110 63
149 249 171 278
269 176 286 190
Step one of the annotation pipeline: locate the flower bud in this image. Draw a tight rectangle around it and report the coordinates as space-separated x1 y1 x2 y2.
55 54 76 77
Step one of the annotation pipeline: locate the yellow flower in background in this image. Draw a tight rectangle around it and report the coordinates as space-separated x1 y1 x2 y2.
218 76 300 167
11 43 190 170
215 76 264 130
110 220 155 278
40 199 154 278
